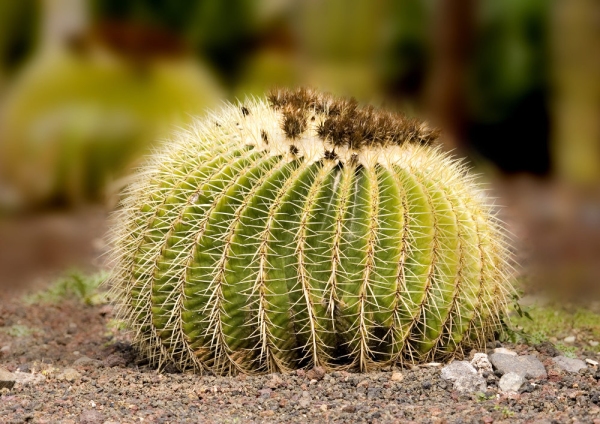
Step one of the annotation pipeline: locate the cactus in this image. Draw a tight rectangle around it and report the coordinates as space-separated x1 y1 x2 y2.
107 88 513 375
0 47 222 208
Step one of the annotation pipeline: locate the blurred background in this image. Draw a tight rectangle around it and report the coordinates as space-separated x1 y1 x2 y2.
0 0 598 303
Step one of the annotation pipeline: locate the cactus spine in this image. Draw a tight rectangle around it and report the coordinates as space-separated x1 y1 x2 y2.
108 88 513 375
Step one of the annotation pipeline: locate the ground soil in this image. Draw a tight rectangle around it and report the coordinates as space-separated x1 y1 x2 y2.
0 296 599 423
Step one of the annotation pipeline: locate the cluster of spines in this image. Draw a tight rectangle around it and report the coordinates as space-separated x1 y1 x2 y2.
106 92 514 376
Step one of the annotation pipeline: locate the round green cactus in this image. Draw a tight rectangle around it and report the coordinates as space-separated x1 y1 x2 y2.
108 88 513 375
0 47 221 208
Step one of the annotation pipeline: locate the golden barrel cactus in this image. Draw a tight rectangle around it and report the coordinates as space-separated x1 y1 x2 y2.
108 88 513 375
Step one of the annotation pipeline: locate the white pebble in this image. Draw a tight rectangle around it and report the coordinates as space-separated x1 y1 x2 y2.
471 353 493 374
391 372 404 382
494 348 517 356
499 372 525 394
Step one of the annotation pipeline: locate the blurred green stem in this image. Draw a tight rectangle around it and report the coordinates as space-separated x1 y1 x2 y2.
551 0 600 184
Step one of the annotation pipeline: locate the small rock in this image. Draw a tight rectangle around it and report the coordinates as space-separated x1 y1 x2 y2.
563 336 576 343
0 367 15 390
441 360 476 379
440 361 486 394
296 369 306 378
57 368 82 382
494 348 517 356
264 374 285 389
589 340 599 347
299 398 311 408
356 379 369 388
471 353 493 374
0 345 10 354
305 366 325 381
12 371 46 387
535 341 560 357
519 382 535 393
552 356 587 373
489 353 547 379
73 356 103 367
103 354 126 368
498 372 525 393
586 358 598 366
320 404 328 412
79 409 105 424
16 363 32 373
391 372 404 382
454 374 487 394
342 405 357 413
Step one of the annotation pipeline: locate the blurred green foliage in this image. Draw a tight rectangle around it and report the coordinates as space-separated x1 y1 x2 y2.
22 270 109 306
1 324 37 337
91 0 259 83
2 0 597 210
383 0 432 100
0 0 37 79
0 47 221 207
470 0 549 122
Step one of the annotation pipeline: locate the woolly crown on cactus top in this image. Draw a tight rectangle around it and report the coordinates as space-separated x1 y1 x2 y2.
213 87 441 167
107 88 514 376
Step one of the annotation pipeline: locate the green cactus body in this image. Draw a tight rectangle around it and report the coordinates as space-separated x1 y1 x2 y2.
108 88 513 375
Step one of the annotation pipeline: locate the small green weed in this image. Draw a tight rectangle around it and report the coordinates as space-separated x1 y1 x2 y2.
23 270 110 306
494 405 514 418
507 303 600 353
106 319 127 332
475 392 494 402
1 324 37 337
102 319 128 345
554 343 578 359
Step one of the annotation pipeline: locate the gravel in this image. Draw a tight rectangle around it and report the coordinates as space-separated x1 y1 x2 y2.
552 356 588 373
1 298 600 423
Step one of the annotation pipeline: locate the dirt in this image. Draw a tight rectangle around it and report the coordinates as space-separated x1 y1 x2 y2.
0 295 599 424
